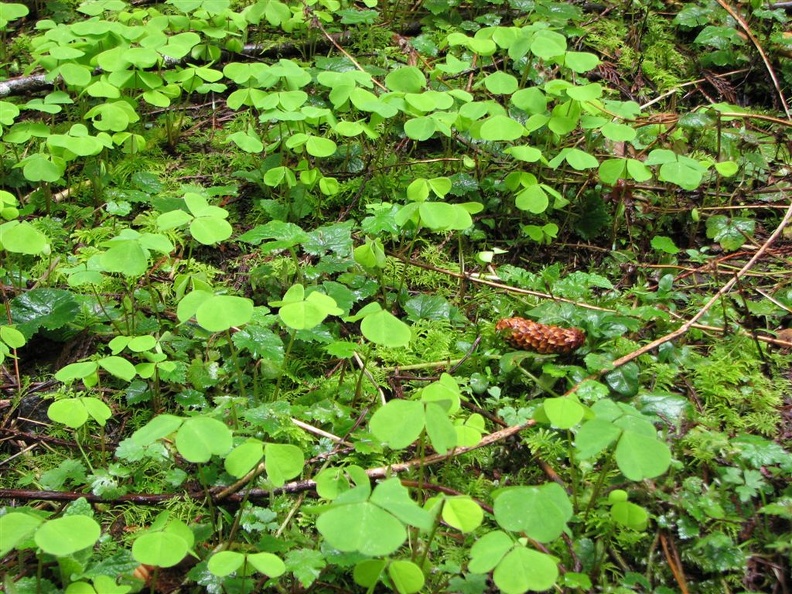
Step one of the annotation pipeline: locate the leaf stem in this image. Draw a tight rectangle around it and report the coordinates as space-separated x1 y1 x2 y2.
272 330 296 401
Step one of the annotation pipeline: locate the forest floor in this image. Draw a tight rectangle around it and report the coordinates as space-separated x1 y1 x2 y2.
0 0 791 593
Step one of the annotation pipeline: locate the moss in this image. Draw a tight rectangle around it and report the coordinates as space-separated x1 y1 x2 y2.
585 12 692 92
690 340 787 437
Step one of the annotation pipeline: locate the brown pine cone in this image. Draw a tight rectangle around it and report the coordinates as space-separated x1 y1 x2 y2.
496 317 585 354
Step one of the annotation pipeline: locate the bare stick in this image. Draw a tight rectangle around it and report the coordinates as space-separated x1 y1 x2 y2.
607 200 792 371
715 0 791 119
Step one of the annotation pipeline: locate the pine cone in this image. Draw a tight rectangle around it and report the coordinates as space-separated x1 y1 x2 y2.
496 317 585 354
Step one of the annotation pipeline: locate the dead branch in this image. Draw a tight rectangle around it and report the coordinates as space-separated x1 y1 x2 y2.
0 420 534 505
714 0 791 119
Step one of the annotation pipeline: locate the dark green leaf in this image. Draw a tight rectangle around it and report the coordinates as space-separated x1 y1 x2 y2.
233 325 284 362
11 288 80 339
304 221 354 256
604 361 640 396
403 294 451 321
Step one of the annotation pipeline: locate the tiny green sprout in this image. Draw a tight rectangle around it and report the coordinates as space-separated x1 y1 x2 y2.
610 499 650 531
476 247 507 264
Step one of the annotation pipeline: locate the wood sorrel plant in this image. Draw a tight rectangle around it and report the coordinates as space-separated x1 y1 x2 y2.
1 0 790 592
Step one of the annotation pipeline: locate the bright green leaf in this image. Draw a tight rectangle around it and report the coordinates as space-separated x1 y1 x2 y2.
316 502 406 556
132 532 188 568
35 516 101 556
174 416 233 463
493 546 559 593
360 309 411 347
493 483 572 542
442 496 484 533
615 431 671 480
196 295 254 332
388 560 425 594
370 399 424 449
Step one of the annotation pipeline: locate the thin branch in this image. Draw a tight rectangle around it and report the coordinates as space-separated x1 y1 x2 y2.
291 418 350 445
0 420 534 505
395 255 615 313
639 69 749 110
714 0 791 119
353 350 387 405
606 199 792 371
311 17 387 92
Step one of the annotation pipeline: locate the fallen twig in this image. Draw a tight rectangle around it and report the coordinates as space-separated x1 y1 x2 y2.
0 420 534 505
714 0 791 119
605 200 792 371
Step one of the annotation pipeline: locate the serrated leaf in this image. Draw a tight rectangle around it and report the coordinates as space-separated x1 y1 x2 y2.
11 288 80 339
237 221 309 249
403 294 451 321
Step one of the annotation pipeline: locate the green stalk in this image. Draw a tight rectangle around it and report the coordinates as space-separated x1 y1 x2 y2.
584 454 616 520
272 330 296 401
75 431 95 474
395 225 422 306
225 328 247 401
351 347 371 408
567 429 580 512
251 359 260 403
90 285 124 334
151 367 161 414
417 499 444 567
288 246 303 283
515 365 560 398
36 553 43 594
225 463 266 546
197 465 219 533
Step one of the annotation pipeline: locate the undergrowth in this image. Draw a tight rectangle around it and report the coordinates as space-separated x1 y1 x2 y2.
0 0 791 593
